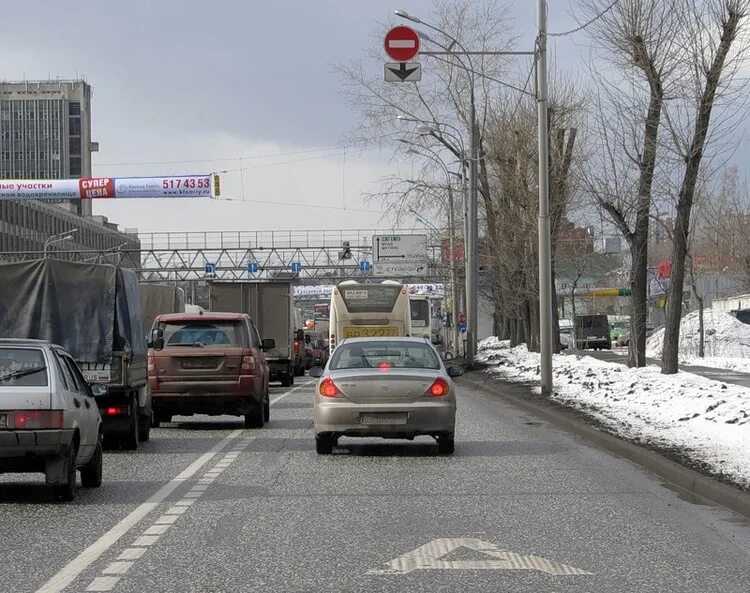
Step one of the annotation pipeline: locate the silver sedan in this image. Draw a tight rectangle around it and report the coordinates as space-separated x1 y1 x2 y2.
309 337 462 455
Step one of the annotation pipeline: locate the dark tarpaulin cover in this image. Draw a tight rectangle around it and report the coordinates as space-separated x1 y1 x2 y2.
0 259 146 363
140 284 185 336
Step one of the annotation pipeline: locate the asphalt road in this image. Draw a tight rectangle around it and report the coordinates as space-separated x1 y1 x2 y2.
1 376 749 593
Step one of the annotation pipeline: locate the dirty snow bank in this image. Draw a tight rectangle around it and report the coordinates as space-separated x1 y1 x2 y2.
477 337 750 490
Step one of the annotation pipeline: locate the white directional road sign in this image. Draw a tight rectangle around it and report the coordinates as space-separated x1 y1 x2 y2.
367 538 594 576
373 234 427 262
373 261 427 277
384 62 422 82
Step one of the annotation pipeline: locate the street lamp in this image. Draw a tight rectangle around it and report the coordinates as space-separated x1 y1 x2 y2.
44 228 78 256
396 9 480 369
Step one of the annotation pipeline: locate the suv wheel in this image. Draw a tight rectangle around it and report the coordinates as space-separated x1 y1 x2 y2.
244 403 264 429
263 392 270 423
53 445 78 502
81 437 103 488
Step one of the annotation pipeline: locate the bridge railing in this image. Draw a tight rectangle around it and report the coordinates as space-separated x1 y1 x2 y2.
137 228 449 250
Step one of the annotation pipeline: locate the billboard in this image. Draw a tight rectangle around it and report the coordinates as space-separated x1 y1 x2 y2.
0 175 215 200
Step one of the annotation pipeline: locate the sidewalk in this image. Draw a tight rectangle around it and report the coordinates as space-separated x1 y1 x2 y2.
570 349 750 389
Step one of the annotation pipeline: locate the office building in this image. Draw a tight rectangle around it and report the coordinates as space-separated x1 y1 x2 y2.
0 80 97 216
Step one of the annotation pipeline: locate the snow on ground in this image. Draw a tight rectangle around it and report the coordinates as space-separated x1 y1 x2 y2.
477 337 750 490
647 308 750 362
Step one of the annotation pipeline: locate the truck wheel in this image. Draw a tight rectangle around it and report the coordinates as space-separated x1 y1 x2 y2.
290 370 295 386
244 403 264 429
81 438 103 488
53 445 78 502
138 412 151 442
280 374 291 388
122 407 139 451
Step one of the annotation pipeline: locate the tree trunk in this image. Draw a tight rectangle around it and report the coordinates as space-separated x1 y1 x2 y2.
698 296 705 358
662 5 742 374
630 240 649 367
570 286 578 352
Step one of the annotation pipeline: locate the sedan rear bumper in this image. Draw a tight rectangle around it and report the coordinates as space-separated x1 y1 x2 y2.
0 429 75 471
314 400 455 438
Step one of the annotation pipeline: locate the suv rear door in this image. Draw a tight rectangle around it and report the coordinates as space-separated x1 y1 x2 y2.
153 319 249 394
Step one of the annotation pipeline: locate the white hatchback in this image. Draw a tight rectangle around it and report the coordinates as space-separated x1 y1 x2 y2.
0 339 104 501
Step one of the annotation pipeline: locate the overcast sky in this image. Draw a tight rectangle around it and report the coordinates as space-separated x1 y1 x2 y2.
5 0 725 236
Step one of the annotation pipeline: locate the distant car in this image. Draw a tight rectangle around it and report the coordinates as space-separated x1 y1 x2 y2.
310 337 462 455
0 339 104 501
148 312 274 429
575 315 611 350
616 326 657 347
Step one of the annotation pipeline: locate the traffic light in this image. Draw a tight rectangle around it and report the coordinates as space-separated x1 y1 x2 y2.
339 241 353 260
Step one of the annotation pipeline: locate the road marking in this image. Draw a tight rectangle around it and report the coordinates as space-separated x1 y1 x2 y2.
154 514 180 525
117 548 146 561
34 429 243 593
131 535 161 547
367 538 594 576
102 562 133 575
85 576 119 592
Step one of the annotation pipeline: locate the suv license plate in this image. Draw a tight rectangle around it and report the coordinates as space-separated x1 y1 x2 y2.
360 413 407 425
0 414 7 429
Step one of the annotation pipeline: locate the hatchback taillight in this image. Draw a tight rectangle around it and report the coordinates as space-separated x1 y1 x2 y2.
428 378 450 397
241 355 255 374
12 410 64 429
319 378 341 398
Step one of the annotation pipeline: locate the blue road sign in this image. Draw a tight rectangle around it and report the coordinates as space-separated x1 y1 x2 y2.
359 260 370 272
459 323 467 334
291 262 302 273
247 262 259 274
205 262 217 276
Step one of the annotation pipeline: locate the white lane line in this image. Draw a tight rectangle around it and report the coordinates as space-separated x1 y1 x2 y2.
184 491 204 499
101 562 133 575
85 576 119 592
154 514 180 525
190 485 209 492
117 548 146 561
34 429 242 593
143 524 170 536
131 535 160 547
164 506 189 516
174 500 195 507
271 381 309 405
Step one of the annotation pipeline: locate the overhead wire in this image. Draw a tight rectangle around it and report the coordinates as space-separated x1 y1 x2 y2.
548 0 620 37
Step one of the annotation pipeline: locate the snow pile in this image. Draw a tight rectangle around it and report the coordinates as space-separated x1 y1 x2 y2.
477 338 750 490
646 309 750 359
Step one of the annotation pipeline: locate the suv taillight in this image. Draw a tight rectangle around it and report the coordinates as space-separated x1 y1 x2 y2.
12 410 64 429
241 355 255 374
427 378 450 397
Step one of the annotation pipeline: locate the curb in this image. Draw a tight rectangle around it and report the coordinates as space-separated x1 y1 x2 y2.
459 374 750 520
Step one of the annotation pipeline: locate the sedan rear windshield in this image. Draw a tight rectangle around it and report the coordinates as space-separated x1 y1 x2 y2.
160 321 245 347
0 348 48 386
330 341 440 370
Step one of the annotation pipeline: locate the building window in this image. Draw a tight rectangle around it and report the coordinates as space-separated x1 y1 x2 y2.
69 137 81 155
69 156 81 177
68 102 81 116
69 117 81 136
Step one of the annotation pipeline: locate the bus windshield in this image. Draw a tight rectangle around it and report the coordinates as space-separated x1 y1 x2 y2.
409 299 431 328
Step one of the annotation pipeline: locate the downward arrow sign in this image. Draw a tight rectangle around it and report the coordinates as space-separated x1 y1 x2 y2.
388 63 419 81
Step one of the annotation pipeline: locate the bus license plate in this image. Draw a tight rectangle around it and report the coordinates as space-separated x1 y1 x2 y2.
342 326 399 338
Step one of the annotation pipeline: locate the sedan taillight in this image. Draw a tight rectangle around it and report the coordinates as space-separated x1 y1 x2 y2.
428 378 450 397
12 410 64 429
319 378 341 398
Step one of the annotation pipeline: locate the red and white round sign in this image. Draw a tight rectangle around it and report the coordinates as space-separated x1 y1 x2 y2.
384 26 420 62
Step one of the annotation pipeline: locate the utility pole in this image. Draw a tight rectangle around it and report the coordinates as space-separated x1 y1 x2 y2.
466 96 479 368
537 0 553 394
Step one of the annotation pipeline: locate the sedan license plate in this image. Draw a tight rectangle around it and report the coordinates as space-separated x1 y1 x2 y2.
0 414 7 429
360 413 407 425
343 326 399 338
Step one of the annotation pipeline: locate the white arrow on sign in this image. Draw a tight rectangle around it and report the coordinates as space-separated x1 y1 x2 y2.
366 538 594 576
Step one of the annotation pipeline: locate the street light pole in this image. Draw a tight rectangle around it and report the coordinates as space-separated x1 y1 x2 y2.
536 0 553 394
43 229 78 257
466 93 479 369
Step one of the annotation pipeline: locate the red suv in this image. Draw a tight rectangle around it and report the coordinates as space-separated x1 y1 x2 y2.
148 312 273 428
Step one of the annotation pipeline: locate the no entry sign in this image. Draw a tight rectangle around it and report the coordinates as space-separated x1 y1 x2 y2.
384 26 420 62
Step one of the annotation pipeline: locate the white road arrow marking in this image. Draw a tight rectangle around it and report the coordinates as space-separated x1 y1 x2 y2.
367 538 594 576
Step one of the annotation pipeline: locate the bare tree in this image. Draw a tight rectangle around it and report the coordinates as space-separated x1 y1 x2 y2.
661 0 749 373
580 0 686 367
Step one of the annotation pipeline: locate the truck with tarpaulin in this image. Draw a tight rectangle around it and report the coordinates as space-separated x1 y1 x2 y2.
0 259 151 449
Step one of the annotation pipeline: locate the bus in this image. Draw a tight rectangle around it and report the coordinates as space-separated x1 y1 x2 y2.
409 294 432 340
329 280 411 350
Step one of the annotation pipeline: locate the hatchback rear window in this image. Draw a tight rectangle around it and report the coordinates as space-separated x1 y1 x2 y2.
330 341 440 370
0 348 48 386
160 321 245 347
